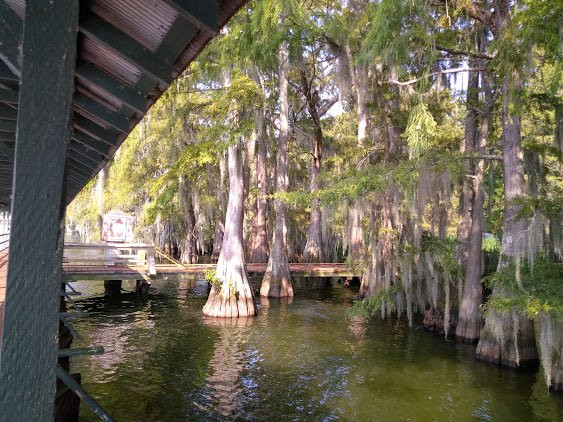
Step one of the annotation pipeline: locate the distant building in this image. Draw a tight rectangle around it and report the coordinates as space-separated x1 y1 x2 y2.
102 210 134 243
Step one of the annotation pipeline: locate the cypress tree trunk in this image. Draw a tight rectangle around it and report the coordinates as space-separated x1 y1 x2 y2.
456 65 491 342
348 63 368 263
456 64 479 267
476 2 537 363
211 152 227 262
248 103 270 263
179 175 198 264
301 65 324 263
203 143 256 317
261 38 294 297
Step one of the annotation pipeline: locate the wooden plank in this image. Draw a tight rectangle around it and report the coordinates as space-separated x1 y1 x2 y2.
0 119 17 132
68 160 94 179
0 61 18 84
73 114 119 146
72 130 112 157
0 103 17 120
74 92 130 134
156 16 199 59
75 63 147 113
0 1 79 419
79 14 173 85
160 0 218 35
70 140 104 164
0 1 22 77
0 88 18 104
68 150 98 171
0 131 15 141
0 141 14 162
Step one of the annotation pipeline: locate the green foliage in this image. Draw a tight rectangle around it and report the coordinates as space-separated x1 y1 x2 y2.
483 258 563 319
482 236 501 254
347 285 403 318
404 102 438 159
204 269 222 291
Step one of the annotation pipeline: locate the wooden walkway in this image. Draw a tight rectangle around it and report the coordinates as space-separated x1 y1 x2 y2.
63 262 356 280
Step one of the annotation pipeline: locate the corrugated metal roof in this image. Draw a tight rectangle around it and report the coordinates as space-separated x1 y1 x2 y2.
90 0 177 53
81 36 142 87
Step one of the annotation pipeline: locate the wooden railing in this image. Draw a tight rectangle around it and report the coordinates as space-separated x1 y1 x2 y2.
63 243 156 275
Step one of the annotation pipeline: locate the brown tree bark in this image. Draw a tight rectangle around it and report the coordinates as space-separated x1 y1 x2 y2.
211 152 227 262
260 38 294 297
179 175 198 264
455 62 479 267
300 65 324 263
248 99 270 263
203 143 256 317
456 59 491 343
348 62 368 263
475 0 537 366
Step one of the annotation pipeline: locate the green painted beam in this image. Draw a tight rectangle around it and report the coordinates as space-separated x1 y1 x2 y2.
73 114 120 146
68 158 96 176
0 87 18 104
74 92 130 134
0 140 14 161
68 149 97 171
68 162 91 180
76 63 147 113
0 130 15 141
0 1 79 419
79 14 173 85
0 1 22 77
0 119 16 132
0 61 18 84
71 130 112 157
0 103 17 120
160 0 218 35
156 16 199 59
70 140 105 163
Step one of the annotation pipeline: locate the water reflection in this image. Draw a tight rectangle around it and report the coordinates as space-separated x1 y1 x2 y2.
199 317 253 419
69 281 563 421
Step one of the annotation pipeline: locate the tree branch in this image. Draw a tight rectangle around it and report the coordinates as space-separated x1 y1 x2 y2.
437 0 494 27
389 67 484 86
435 45 493 60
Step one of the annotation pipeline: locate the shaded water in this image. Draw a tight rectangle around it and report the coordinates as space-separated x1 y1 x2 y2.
70 278 562 421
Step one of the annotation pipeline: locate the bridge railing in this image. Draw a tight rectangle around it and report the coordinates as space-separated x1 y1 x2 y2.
63 243 156 275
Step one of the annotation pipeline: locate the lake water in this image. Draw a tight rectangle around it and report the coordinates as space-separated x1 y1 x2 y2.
69 277 563 421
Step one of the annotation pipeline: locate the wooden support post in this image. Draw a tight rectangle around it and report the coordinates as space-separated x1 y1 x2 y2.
103 280 122 295
147 247 156 275
0 1 79 420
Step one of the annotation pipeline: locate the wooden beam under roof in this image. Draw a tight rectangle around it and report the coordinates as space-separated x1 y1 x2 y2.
75 62 147 113
0 119 16 132
0 1 22 77
0 131 15 141
74 92 130 134
0 87 18 104
160 0 218 35
0 61 18 84
0 140 14 161
71 130 112 157
73 114 120 147
70 139 105 163
0 103 17 120
79 14 173 85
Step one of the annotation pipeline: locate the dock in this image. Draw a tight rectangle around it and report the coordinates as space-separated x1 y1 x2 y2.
62 243 357 280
